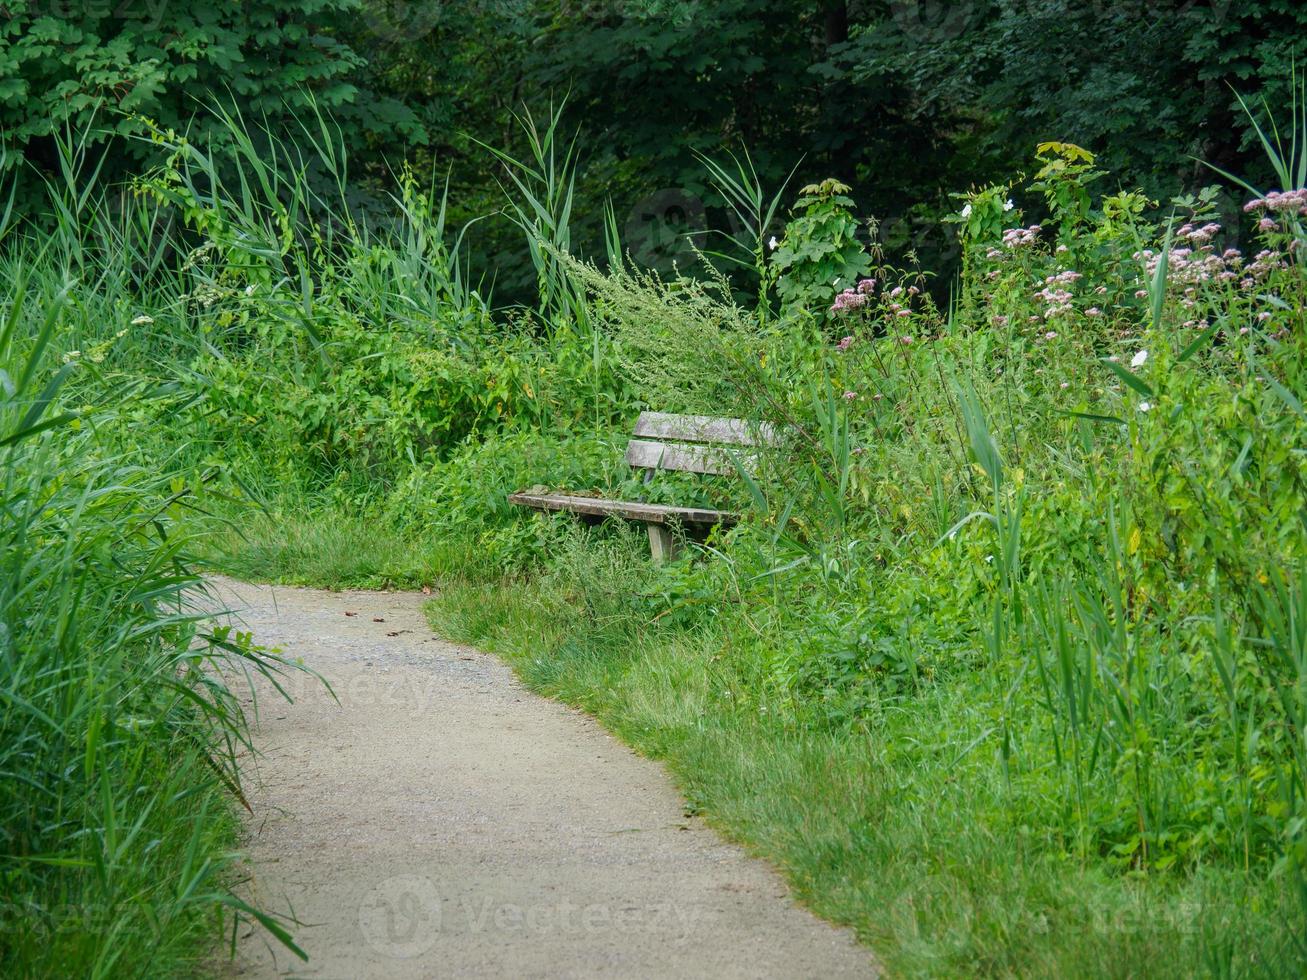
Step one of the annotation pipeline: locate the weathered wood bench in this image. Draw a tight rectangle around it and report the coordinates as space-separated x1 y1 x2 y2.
508 412 776 561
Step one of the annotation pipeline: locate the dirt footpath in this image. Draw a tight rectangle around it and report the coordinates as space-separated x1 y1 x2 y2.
211 578 874 979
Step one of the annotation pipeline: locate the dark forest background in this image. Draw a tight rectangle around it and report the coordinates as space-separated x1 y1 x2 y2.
3 1 1304 292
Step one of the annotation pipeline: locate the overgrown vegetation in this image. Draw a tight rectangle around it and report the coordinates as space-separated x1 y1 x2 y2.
3 44 1307 979
0 255 306 971
5 2 1307 284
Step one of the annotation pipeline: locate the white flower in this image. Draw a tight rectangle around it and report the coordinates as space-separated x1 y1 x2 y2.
960 203 973 219
1004 198 1015 212
131 314 153 326
1138 401 1152 412
1130 349 1148 368
245 284 257 296
768 236 779 251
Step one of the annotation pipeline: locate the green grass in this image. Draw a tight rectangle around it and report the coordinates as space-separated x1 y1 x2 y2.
195 506 452 591
420 530 1306 978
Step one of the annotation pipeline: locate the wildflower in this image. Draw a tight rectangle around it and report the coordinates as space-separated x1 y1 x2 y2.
131 314 154 326
1044 330 1057 340
1134 289 1148 299
1095 285 1107 295
1001 225 1040 248
768 235 779 250
1257 311 1272 322
856 278 876 294
1130 349 1148 368
830 289 867 314
960 203 973 219
1056 244 1068 254
1086 307 1102 317
1138 401 1152 412
896 309 912 318
1244 188 1307 216
836 335 854 351
992 315 1009 327
899 334 914 344
1060 381 1070 389
1004 198 1015 211
843 390 857 400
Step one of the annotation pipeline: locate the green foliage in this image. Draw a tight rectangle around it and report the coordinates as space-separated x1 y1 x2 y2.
0 276 305 975
770 179 872 315
1029 142 1106 236
0 1 423 188
386 429 624 571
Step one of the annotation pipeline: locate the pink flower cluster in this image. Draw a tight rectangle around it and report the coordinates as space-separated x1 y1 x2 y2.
1035 270 1082 318
1135 239 1243 287
1246 249 1288 280
1001 224 1042 248
830 278 877 314
830 289 867 313
1244 189 1307 217
1176 221 1222 245
885 283 918 318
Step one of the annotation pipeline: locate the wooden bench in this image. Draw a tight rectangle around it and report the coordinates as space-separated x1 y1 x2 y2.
508 412 776 561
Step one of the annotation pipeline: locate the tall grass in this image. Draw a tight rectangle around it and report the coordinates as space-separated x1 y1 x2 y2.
0 152 311 975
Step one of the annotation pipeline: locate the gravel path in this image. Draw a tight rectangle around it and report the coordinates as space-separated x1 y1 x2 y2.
211 578 873 979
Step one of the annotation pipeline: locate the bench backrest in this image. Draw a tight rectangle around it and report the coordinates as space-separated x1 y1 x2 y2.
624 412 778 477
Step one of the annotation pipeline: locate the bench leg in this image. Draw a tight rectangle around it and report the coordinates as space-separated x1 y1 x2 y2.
646 523 679 563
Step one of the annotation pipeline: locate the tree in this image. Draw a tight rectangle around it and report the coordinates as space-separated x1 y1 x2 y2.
0 1 420 179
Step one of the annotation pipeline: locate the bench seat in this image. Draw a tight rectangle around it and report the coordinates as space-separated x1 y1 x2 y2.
508 412 772 561
507 491 737 528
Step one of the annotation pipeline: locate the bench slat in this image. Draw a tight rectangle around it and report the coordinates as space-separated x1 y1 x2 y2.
632 412 778 447
507 491 737 528
624 439 756 476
